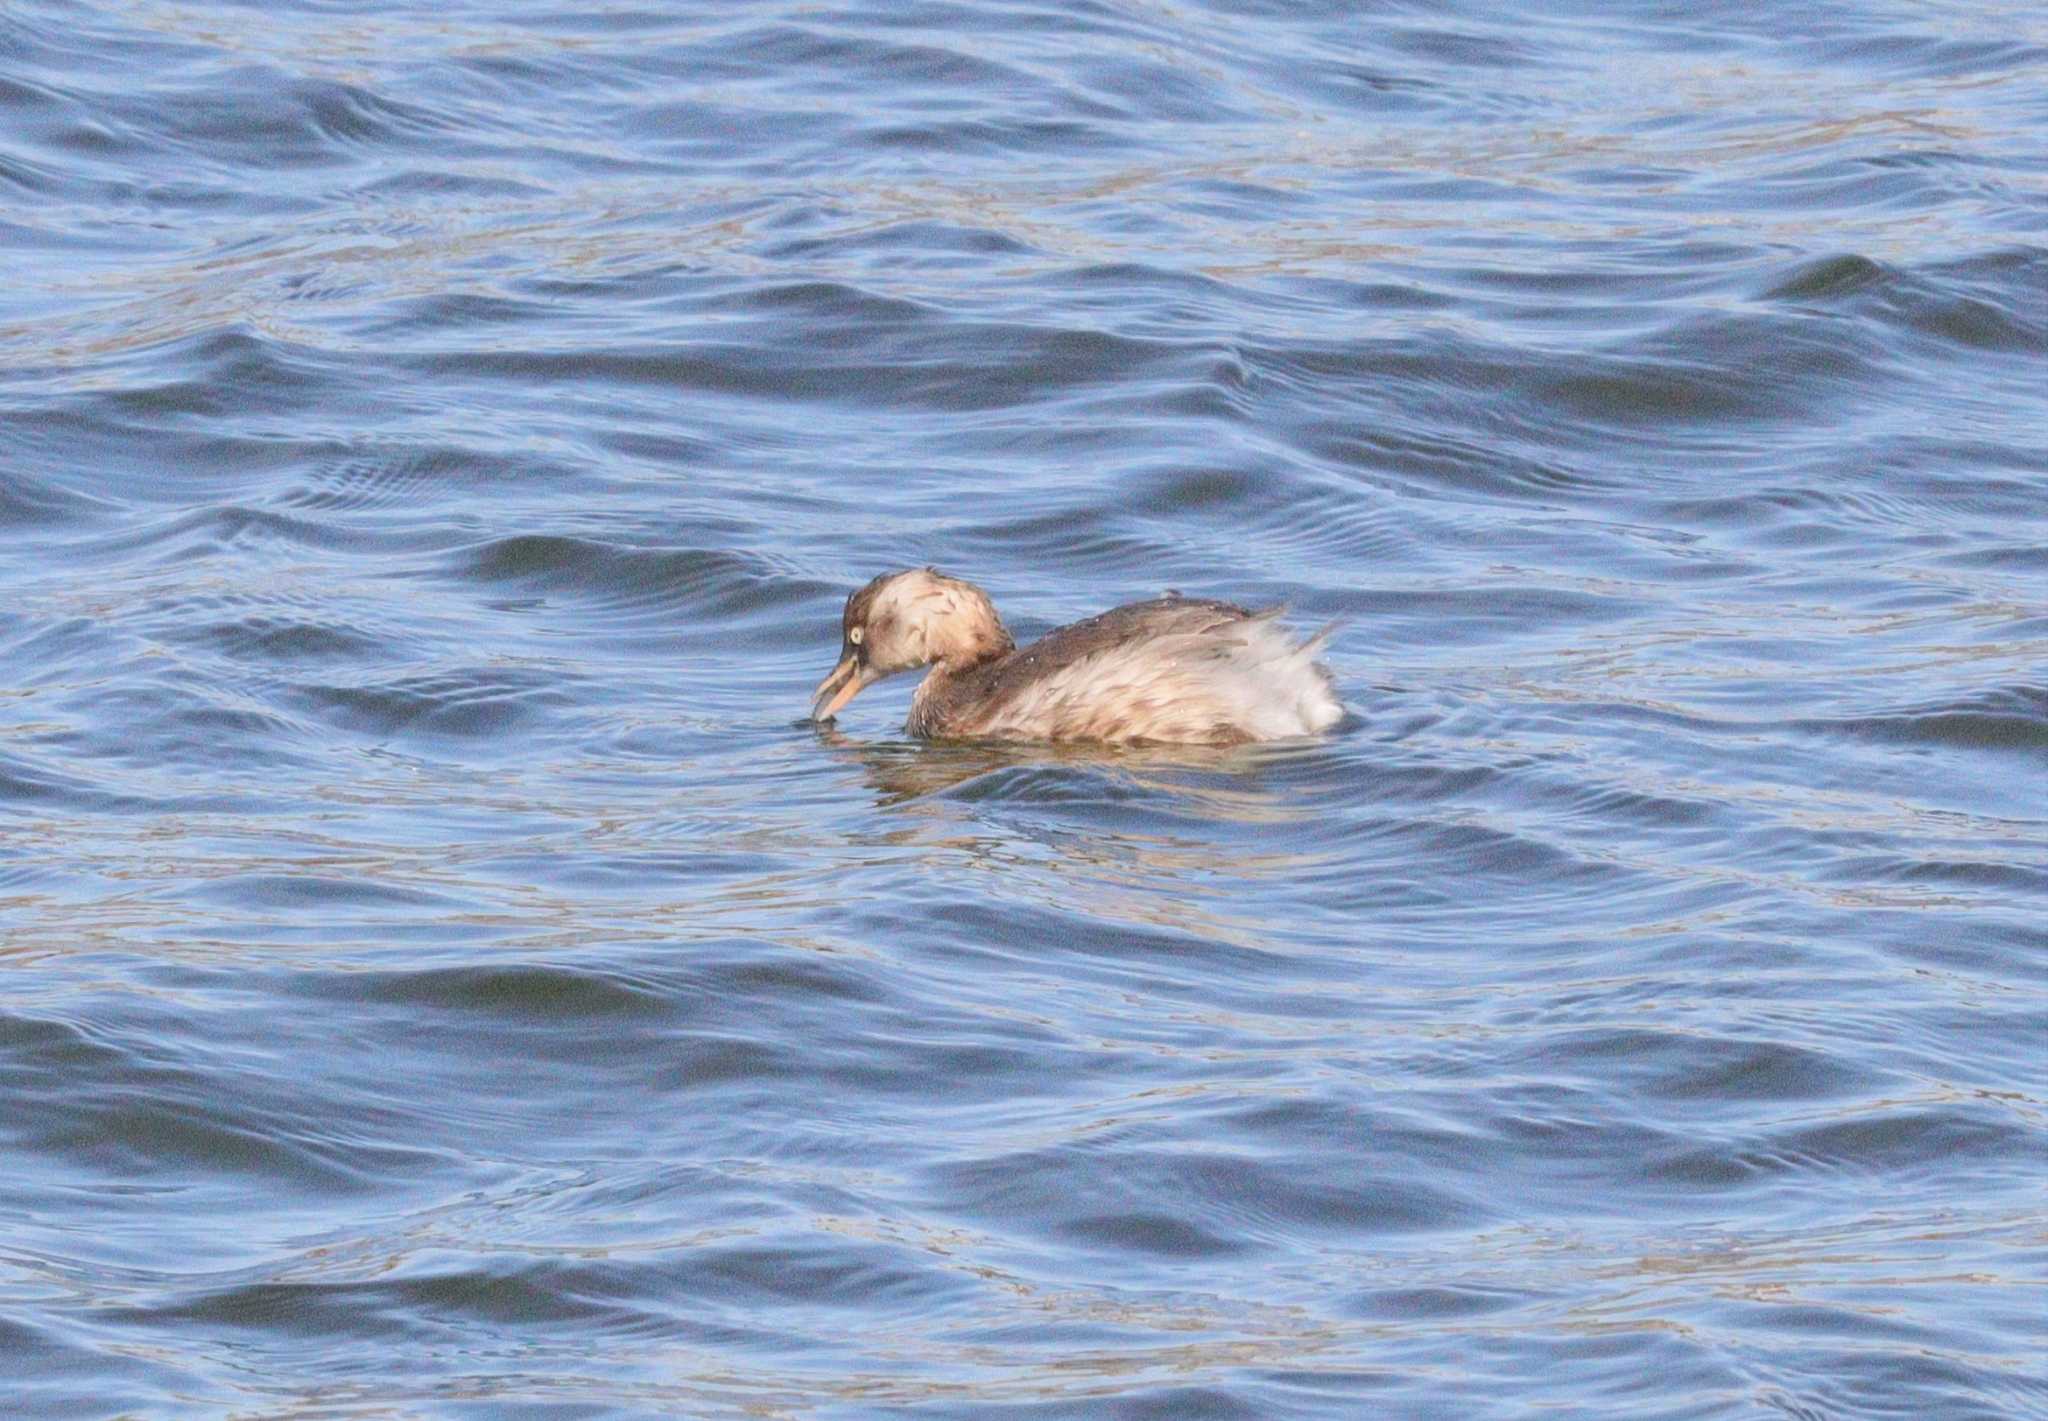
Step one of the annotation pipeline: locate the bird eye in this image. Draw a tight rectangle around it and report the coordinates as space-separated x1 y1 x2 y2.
848 627 863 645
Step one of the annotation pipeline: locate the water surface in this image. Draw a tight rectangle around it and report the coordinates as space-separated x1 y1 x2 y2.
3 1 2046 1417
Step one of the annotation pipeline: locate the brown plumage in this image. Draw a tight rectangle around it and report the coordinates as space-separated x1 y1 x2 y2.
810 569 1342 745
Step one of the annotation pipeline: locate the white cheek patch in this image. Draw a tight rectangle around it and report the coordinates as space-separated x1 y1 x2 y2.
865 571 1010 673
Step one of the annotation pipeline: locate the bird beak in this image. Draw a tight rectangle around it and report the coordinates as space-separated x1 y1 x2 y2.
810 651 872 722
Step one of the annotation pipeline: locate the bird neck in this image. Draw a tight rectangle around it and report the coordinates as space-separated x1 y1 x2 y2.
927 617 1013 673
909 635 1009 734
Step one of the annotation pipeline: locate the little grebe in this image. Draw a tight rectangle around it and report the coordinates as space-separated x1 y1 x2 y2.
810 569 1342 744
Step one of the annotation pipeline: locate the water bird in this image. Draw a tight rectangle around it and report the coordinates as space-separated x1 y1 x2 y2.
810 569 1342 744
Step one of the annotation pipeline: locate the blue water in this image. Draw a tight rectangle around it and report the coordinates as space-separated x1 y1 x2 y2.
4 2 2045 1417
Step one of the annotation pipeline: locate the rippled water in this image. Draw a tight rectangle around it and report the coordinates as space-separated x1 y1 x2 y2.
5 2 2046 1416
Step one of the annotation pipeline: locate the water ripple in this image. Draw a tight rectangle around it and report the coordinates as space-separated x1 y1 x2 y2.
0 0 2043 1416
